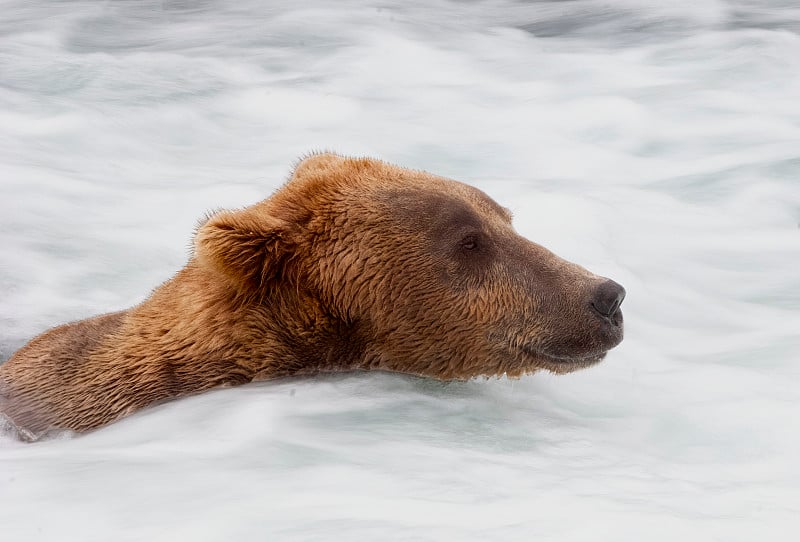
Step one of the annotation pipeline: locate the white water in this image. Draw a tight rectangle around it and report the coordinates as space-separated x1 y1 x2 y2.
1 0 799 540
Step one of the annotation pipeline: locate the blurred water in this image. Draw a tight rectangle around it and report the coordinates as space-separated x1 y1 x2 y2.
1 1 799 540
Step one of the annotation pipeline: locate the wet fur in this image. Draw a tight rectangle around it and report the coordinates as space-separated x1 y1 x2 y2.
0 153 623 440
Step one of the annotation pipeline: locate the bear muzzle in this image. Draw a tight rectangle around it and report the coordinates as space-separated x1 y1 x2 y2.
514 276 626 372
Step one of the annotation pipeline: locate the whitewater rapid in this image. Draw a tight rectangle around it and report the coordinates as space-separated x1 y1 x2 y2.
1 1 798 540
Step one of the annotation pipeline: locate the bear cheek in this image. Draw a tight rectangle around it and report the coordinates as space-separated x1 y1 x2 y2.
361 281 481 375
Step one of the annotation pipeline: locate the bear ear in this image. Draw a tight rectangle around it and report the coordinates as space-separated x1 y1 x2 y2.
194 205 296 294
290 151 345 182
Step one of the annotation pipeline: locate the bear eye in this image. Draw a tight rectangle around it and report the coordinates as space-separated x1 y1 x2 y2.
460 235 479 251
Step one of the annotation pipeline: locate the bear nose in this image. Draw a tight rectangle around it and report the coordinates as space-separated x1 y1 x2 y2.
591 279 626 320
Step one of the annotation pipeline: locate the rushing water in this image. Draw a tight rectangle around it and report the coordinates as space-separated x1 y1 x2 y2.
1 1 799 540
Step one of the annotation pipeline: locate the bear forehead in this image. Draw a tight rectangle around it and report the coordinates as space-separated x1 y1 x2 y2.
374 185 512 235
293 154 511 221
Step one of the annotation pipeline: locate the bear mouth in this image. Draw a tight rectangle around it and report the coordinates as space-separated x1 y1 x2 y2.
531 348 607 365
519 345 608 373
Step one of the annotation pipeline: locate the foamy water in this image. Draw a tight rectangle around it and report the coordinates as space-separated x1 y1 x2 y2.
1 1 799 540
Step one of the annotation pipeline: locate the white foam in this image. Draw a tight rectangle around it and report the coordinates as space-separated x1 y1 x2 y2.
1 1 798 540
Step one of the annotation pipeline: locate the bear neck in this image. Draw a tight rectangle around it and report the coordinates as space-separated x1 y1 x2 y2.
110 263 371 401
2 263 373 437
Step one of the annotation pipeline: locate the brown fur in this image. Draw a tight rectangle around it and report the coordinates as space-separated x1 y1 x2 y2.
0 153 624 440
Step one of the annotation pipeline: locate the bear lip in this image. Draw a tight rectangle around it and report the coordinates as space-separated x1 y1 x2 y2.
520 344 608 366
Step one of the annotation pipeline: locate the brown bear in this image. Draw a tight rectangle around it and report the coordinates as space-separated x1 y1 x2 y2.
0 153 625 441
